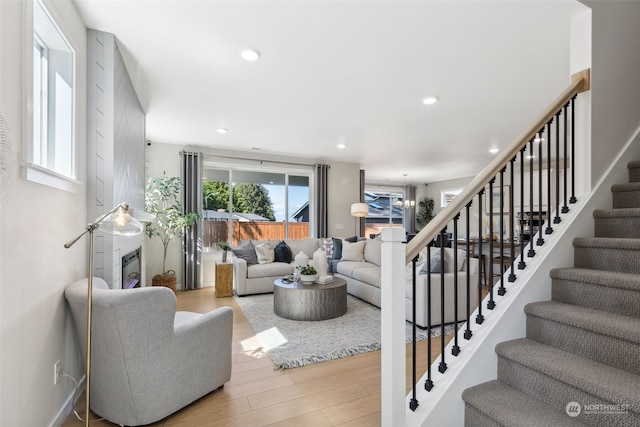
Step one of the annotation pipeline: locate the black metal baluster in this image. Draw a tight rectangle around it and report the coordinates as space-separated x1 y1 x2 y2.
425 245 433 391
554 110 561 224
537 129 545 246
528 140 536 258
487 178 496 310
452 214 461 356
410 255 419 411
476 192 484 325
562 102 569 214
518 148 526 270
498 167 507 296
438 230 447 374
464 202 473 340
545 118 554 234
508 158 517 282
570 95 577 204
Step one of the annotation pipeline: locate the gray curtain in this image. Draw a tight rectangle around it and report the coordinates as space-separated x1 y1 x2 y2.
404 184 417 234
315 164 330 238
359 169 366 237
181 151 203 290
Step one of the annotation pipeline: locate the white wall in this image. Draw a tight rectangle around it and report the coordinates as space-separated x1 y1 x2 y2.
327 161 361 238
0 1 88 426
582 1 640 184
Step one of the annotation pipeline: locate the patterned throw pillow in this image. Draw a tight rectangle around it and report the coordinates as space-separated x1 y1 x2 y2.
255 241 276 264
231 241 258 265
274 241 293 263
321 238 334 258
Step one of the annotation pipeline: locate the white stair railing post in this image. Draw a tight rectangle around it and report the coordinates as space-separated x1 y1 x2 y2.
381 227 407 426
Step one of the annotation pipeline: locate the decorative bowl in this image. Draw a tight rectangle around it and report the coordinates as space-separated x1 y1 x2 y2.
300 274 317 284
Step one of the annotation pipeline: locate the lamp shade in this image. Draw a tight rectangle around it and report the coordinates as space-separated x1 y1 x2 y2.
351 202 369 217
97 205 143 236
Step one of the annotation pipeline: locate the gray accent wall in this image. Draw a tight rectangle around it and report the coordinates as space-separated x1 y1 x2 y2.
87 29 146 289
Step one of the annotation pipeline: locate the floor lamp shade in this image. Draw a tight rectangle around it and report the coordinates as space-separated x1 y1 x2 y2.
351 202 369 217
64 203 143 426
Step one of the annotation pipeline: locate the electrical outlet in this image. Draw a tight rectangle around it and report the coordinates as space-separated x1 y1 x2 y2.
53 360 62 385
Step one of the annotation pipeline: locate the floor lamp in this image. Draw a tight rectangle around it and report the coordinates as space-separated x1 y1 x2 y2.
351 202 369 236
64 203 143 426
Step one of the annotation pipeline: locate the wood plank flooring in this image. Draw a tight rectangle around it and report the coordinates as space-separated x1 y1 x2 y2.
63 287 464 426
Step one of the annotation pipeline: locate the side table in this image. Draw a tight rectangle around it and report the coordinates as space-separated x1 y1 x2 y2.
215 261 233 297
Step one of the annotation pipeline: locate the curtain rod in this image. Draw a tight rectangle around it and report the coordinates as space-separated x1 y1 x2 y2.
190 151 319 168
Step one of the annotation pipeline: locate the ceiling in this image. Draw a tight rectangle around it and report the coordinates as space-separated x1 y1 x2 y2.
72 0 587 185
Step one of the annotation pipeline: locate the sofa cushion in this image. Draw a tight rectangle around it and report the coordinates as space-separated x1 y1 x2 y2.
321 238 334 258
255 241 276 264
332 237 343 259
352 266 381 288
286 239 319 259
364 238 381 266
247 262 294 279
336 260 370 277
274 241 293 263
341 240 366 261
232 241 258 265
422 251 443 273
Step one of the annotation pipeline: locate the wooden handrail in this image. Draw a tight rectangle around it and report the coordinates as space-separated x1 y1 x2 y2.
405 70 590 264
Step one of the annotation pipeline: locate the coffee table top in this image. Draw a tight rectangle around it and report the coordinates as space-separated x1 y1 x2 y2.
274 277 347 291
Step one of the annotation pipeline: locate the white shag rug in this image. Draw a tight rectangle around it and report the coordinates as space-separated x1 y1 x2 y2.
235 293 456 369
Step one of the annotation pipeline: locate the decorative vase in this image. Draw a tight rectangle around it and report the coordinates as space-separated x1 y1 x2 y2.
294 251 309 270
300 274 317 284
313 248 328 279
222 250 228 263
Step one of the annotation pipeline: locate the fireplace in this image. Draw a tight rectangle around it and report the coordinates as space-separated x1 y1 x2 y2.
122 247 141 289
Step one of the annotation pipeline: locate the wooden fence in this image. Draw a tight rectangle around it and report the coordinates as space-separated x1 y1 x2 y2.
203 221 310 247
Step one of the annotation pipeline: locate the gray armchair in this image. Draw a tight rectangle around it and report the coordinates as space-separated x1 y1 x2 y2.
65 277 233 426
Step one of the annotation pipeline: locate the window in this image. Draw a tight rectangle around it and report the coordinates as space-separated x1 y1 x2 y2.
26 0 76 187
363 190 405 238
441 188 463 207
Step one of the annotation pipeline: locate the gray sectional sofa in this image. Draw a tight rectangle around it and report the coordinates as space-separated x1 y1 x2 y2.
231 237 479 327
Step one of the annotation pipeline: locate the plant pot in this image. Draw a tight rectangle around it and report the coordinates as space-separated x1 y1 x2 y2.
152 270 176 292
222 250 228 263
300 274 317 284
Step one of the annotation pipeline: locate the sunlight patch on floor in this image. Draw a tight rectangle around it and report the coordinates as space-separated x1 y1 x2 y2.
240 327 288 358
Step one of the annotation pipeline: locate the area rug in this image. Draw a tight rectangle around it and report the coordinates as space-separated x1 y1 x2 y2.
235 294 457 369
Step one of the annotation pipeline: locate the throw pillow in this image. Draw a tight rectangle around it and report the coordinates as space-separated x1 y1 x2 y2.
332 237 343 260
255 241 275 264
321 237 334 258
430 252 444 273
341 239 366 262
231 241 258 265
344 235 358 243
274 241 293 263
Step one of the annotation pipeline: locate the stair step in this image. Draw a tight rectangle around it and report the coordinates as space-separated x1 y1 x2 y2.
551 268 640 318
573 237 640 274
594 208 640 238
496 338 640 426
628 160 640 183
612 182 640 208
525 300 640 375
462 380 587 427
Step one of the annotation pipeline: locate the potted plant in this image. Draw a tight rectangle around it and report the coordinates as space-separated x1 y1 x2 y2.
219 242 231 263
145 173 200 290
297 265 317 284
417 196 435 229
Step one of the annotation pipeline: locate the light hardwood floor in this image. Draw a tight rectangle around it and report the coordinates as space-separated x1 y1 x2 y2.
63 287 464 427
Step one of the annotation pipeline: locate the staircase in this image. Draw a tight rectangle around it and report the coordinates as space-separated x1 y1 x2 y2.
462 161 640 426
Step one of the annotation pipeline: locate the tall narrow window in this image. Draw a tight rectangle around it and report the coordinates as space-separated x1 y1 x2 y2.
364 190 405 238
31 0 76 179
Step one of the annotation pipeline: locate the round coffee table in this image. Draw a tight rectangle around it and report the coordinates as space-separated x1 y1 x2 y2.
273 277 347 321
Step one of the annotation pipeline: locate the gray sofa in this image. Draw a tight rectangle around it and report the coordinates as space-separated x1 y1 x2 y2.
232 237 479 327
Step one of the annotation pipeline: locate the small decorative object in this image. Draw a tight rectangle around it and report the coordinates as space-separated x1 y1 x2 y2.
219 242 231 263
297 265 317 284
313 248 328 279
294 251 309 270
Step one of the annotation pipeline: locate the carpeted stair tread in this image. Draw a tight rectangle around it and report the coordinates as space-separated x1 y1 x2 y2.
612 182 640 208
462 380 587 427
525 300 640 344
550 268 640 318
628 160 640 182
593 207 640 218
496 338 640 412
593 208 640 238
574 237 640 274
612 182 640 192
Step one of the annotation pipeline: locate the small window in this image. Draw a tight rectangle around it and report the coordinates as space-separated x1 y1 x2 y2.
441 188 462 207
29 0 76 183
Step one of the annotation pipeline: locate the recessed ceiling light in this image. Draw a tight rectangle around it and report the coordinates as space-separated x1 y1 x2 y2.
337 143 346 149
489 148 499 154
251 147 261 151
241 48 261 61
422 96 438 105
216 128 228 134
